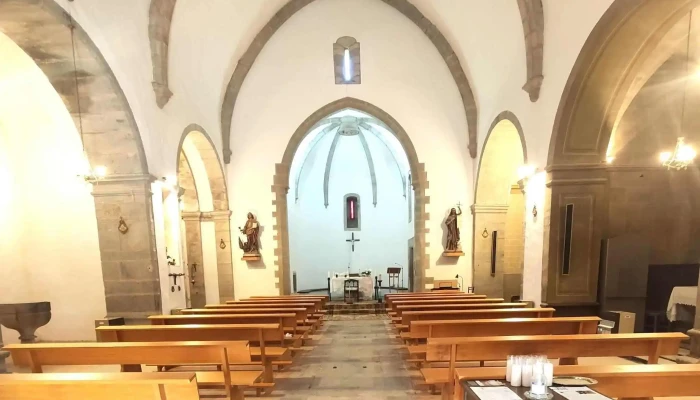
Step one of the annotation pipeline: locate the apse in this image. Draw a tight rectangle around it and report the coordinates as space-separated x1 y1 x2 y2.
287 109 414 292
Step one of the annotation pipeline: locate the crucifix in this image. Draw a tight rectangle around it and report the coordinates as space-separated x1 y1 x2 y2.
346 232 360 252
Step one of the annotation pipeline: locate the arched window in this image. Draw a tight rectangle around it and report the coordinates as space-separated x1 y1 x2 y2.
344 194 361 230
333 36 361 84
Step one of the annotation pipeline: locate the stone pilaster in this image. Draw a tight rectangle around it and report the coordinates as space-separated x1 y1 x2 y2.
472 204 509 298
181 212 206 308
91 174 161 321
202 210 234 302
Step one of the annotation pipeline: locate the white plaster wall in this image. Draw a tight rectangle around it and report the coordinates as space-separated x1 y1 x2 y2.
200 222 220 304
152 186 187 314
0 33 106 343
522 171 546 306
228 0 472 298
288 130 412 290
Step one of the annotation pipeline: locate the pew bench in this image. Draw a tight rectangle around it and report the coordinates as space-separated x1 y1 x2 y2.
386 295 488 310
453 364 700 400
3 342 263 400
403 317 601 358
397 308 556 332
390 302 525 322
0 372 202 400
181 307 318 332
420 332 687 400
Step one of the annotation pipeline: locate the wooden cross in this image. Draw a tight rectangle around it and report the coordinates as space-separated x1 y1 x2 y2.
346 232 360 252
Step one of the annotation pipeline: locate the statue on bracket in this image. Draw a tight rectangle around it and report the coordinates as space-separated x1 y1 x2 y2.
239 212 261 261
443 204 465 257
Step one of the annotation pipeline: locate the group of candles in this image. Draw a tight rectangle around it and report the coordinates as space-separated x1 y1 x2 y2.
506 355 554 397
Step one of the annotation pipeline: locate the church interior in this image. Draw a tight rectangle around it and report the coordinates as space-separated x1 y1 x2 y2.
1 0 700 398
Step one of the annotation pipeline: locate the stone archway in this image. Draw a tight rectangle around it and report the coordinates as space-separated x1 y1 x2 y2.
272 97 430 295
472 112 527 299
221 0 478 164
0 0 158 319
545 0 700 311
176 125 234 304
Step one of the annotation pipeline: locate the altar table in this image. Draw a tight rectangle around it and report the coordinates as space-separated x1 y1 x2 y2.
330 277 374 301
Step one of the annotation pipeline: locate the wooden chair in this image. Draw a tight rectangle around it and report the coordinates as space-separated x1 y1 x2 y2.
453 364 700 400
422 332 687 400
0 372 201 400
4 342 261 400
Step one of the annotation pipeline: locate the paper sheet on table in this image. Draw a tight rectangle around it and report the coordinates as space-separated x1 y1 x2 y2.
471 386 522 400
551 387 611 400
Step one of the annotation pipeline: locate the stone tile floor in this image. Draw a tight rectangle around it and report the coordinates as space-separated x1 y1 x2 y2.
272 316 435 399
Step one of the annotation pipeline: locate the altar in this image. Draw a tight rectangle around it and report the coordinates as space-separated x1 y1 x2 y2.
330 276 374 301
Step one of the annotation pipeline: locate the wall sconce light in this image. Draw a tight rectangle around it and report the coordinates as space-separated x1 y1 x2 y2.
219 239 226 249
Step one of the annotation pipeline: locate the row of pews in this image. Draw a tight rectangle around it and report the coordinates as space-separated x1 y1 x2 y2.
386 290 700 400
0 294 328 400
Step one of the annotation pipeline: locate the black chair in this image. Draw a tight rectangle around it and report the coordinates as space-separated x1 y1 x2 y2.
344 279 359 304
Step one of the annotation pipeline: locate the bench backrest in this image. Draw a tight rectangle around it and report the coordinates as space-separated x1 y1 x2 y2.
96 324 284 347
181 307 308 321
402 307 555 325
390 297 499 310
387 294 486 308
249 295 328 307
229 299 322 312
5 341 251 373
0 373 200 400
206 303 315 313
149 314 297 332
409 317 600 339
394 302 525 317
427 333 687 364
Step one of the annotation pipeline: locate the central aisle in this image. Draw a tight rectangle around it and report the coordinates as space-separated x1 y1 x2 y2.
275 316 434 399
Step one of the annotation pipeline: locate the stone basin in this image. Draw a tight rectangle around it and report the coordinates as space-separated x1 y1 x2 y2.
0 302 51 344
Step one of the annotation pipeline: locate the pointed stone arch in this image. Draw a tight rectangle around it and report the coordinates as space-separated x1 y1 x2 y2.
272 97 431 294
221 0 478 165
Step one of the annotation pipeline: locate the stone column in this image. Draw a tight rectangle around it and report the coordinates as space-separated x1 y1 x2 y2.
182 212 206 308
92 175 162 321
202 210 234 302
471 204 509 298
0 328 8 373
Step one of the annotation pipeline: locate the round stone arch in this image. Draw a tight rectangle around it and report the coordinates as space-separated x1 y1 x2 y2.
472 111 527 298
548 0 700 168
272 97 430 294
0 0 159 319
221 0 478 164
176 124 235 303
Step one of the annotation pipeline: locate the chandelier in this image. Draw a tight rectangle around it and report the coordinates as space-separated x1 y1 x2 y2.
660 137 696 170
659 13 697 171
68 9 107 183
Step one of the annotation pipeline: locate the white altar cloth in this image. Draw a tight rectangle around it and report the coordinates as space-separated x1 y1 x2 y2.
330 276 374 301
667 286 697 321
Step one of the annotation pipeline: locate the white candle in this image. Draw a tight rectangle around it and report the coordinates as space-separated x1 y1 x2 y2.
510 363 522 387
506 356 513 382
521 363 532 387
544 361 553 386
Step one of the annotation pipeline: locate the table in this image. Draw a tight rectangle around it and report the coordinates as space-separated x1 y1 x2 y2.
330 277 373 301
666 286 697 322
461 380 609 400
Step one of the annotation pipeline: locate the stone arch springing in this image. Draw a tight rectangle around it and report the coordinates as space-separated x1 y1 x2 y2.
517 0 545 102
543 0 700 308
176 124 234 303
472 111 527 299
272 97 430 294
149 0 177 108
221 0 478 164
0 0 159 319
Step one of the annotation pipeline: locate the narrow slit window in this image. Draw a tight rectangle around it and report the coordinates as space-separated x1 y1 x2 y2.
333 36 361 84
344 194 360 230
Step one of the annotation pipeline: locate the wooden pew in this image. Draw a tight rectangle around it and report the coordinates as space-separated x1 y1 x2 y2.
248 295 328 308
422 332 687 399
391 302 526 322
227 299 326 319
398 308 556 332
388 298 505 316
188 306 319 330
386 294 486 309
403 317 600 360
149 313 309 347
0 372 202 400
96 324 285 389
4 342 261 400
453 364 700 400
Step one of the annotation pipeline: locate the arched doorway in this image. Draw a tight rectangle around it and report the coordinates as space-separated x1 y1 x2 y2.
272 98 429 295
0 0 154 336
175 125 233 307
473 112 527 299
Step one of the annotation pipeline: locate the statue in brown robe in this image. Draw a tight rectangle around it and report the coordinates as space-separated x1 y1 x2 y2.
238 212 260 254
444 206 462 251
